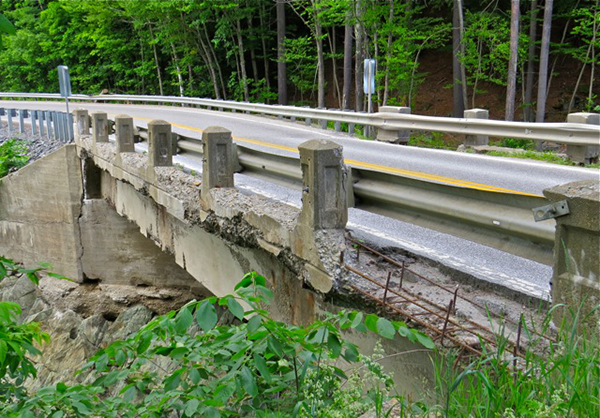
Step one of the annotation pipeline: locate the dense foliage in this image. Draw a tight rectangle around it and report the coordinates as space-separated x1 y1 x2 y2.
0 139 29 177
0 0 597 114
1 257 598 417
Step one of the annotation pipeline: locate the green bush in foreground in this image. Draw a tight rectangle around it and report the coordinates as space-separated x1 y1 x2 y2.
1 257 598 417
0 266 434 417
0 139 29 178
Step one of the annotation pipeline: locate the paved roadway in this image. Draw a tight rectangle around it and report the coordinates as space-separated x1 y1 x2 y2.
2 100 599 301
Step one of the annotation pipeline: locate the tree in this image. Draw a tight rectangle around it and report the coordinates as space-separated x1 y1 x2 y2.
276 0 287 105
505 0 520 121
524 0 538 121
536 0 553 122
0 13 16 49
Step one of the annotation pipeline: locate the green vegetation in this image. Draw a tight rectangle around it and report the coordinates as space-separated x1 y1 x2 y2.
0 139 29 177
1 257 598 417
408 132 453 150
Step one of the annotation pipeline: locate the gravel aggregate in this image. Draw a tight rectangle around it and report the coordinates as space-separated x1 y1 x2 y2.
0 126 73 165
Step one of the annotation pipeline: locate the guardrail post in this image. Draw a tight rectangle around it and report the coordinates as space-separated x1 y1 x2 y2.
7 109 14 135
377 106 411 144
91 112 109 143
0 108 4 129
463 109 489 146
344 109 355 136
52 112 60 141
73 108 89 137
44 111 51 139
201 126 234 199
543 180 600 335
566 113 600 164
148 119 172 167
298 139 348 230
18 109 28 134
115 114 135 153
31 111 38 135
318 108 327 129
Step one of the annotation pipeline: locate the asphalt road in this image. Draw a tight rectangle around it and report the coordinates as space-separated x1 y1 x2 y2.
2 100 599 301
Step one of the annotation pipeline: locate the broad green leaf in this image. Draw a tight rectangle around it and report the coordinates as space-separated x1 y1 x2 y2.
0 340 6 364
136 332 152 355
240 365 258 397
201 406 221 418
0 262 6 279
247 315 262 333
254 353 272 383
164 370 182 391
195 301 218 332
0 15 16 36
350 311 363 328
175 307 193 333
267 336 283 358
56 382 68 393
227 298 245 320
327 333 342 357
376 317 396 339
343 344 359 362
72 401 90 415
184 399 200 417
365 313 379 333
115 349 127 366
413 330 435 349
189 368 201 385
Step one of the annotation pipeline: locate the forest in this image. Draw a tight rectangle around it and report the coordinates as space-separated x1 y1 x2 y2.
0 0 598 122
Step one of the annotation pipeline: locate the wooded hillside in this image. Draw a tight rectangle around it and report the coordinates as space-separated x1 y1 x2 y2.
0 0 597 121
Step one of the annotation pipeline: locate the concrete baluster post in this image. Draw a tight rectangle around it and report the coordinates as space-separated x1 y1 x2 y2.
31 111 38 135
298 139 348 230
115 114 135 153
201 126 234 199
45 111 52 139
73 109 89 137
7 109 13 135
463 109 489 146
18 109 27 134
91 112 109 144
566 113 600 164
543 180 600 335
148 119 172 167
376 106 411 144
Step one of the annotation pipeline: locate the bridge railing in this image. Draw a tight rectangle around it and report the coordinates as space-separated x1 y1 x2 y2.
0 106 73 142
1 92 599 153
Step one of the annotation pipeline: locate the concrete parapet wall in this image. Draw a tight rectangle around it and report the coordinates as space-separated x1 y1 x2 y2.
0 146 83 280
544 180 600 334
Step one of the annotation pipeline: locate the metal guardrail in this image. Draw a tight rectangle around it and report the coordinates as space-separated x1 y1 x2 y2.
0 107 74 142
175 129 554 265
0 97 563 264
1 92 599 145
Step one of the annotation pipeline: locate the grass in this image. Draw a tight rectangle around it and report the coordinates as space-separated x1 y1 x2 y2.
485 149 577 166
397 305 600 417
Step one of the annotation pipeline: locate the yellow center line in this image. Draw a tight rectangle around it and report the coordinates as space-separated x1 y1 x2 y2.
120 114 542 197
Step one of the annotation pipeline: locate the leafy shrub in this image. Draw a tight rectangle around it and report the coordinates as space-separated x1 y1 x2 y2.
0 139 29 178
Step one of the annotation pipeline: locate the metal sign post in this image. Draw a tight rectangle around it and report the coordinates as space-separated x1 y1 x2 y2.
57 65 71 114
363 59 376 137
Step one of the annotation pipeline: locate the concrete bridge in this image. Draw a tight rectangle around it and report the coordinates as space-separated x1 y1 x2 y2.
1 109 598 333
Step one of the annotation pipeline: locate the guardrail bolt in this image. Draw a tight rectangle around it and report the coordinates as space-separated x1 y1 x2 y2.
377 106 411 144
73 108 90 137
91 112 109 143
463 109 489 146
298 139 348 230
148 119 173 167
566 113 600 164
201 126 234 198
114 114 135 153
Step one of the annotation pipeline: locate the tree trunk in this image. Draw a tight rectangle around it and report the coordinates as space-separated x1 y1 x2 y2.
171 43 185 97
203 23 227 99
342 10 353 110
524 0 538 121
452 0 465 117
588 1 598 109
505 0 520 121
259 2 271 92
354 0 365 112
194 26 221 99
276 0 287 105
236 18 250 101
536 0 553 123
312 2 326 108
383 0 394 106
148 24 164 96
327 27 341 108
